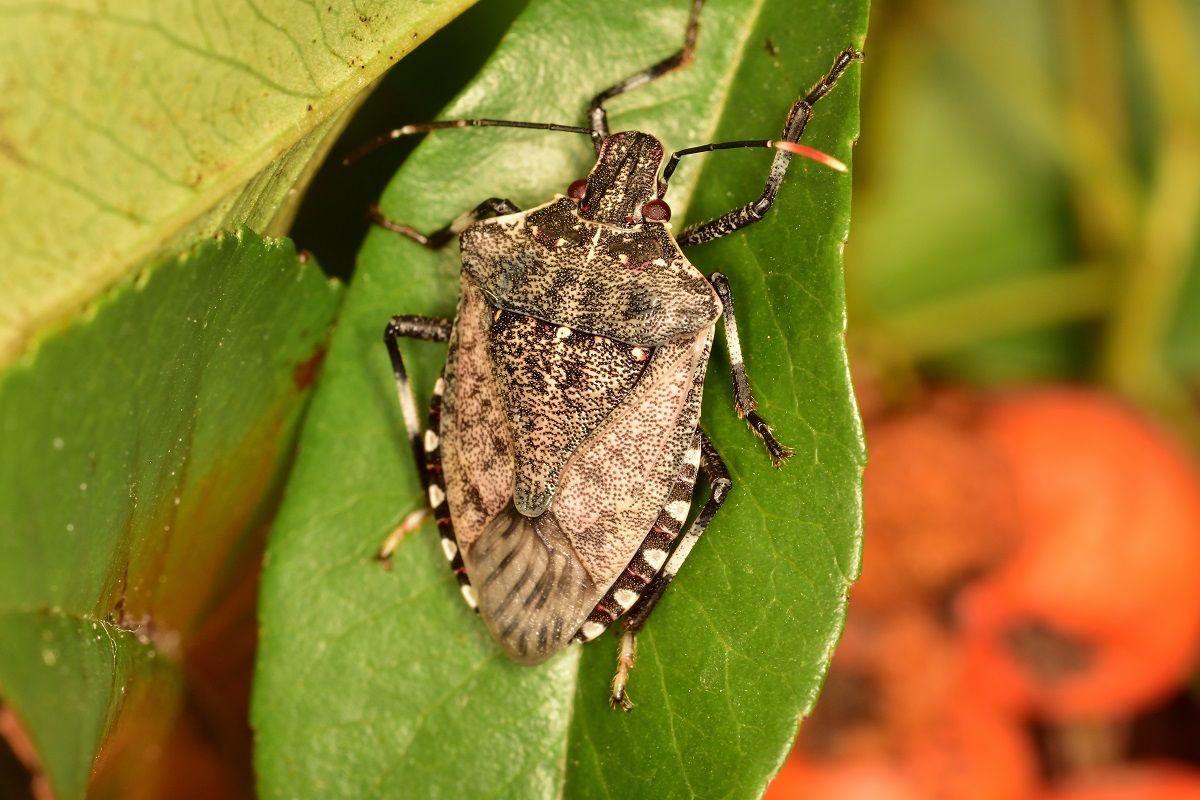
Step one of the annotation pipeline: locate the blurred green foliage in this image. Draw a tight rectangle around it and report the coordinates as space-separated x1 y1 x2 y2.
847 0 1200 441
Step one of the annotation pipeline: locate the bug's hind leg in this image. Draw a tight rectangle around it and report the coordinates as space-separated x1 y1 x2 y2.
382 317 479 609
378 316 453 563
676 48 861 248
383 315 452 470
710 273 793 466
377 507 431 565
370 197 522 250
609 431 732 710
587 0 704 147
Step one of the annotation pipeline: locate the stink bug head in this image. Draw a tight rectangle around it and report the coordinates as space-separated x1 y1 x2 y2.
577 131 665 226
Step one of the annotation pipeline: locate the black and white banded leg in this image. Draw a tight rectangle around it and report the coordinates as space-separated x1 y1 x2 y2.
675 48 862 248
587 0 703 147
709 272 793 466
369 197 522 250
378 315 453 561
610 431 732 710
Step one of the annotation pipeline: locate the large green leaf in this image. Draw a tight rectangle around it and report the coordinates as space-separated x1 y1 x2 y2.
0 0 474 365
0 230 341 799
253 0 867 796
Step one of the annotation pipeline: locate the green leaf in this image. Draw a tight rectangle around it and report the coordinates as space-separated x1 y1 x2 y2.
253 0 867 797
0 0 474 364
0 611 171 800
0 230 341 799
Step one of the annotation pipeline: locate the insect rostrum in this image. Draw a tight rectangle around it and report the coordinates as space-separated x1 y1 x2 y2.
374 0 860 711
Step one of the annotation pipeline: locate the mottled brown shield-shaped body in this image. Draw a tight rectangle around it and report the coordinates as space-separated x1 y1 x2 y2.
433 135 723 662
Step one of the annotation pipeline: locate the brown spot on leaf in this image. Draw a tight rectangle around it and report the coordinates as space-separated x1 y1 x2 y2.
292 345 327 390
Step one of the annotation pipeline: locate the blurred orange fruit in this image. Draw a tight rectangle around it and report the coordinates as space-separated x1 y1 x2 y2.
855 392 1017 612
1040 762 1200 799
959 389 1200 719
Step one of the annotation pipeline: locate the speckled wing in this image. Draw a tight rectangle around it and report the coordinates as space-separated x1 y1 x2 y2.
552 329 713 589
439 275 516 552
453 312 713 664
441 273 612 665
446 203 720 664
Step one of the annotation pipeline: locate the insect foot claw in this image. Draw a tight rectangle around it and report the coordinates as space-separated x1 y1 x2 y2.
375 507 429 567
746 411 793 467
768 440 795 469
609 628 637 712
609 689 634 712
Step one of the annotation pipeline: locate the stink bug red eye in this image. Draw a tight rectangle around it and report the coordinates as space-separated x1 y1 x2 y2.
371 0 861 711
642 198 671 222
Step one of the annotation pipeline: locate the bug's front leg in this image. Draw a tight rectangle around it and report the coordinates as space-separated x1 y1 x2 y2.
710 273 793 466
378 316 453 562
370 197 522 249
676 48 861 248
611 431 732 710
587 0 704 147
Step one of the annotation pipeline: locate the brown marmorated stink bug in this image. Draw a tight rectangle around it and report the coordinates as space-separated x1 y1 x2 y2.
364 0 860 710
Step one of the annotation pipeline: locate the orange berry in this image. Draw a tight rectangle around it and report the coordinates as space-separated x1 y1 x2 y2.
856 396 1017 612
792 608 1040 800
959 388 1200 719
766 756 919 800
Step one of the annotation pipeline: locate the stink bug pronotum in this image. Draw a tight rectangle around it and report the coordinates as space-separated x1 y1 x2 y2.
367 0 860 710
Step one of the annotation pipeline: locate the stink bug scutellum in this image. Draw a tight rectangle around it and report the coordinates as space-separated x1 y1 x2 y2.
361 0 860 710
